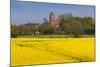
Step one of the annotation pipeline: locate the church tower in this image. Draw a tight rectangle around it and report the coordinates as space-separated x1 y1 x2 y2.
49 11 55 23
49 11 60 28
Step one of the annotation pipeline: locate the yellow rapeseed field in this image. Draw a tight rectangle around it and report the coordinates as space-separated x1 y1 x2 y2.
11 38 95 66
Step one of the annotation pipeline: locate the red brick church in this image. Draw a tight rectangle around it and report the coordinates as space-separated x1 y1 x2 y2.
49 11 60 28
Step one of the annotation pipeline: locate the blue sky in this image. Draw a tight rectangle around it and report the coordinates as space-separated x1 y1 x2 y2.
11 0 95 24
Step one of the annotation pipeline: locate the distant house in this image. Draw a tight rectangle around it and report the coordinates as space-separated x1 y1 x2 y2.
35 31 40 35
32 31 40 35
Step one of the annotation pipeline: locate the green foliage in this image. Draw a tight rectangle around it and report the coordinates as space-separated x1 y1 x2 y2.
82 17 95 34
11 13 95 37
38 20 55 35
11 24 18 38
59 14 95 36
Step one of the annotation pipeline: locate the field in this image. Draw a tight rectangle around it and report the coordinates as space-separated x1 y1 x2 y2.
11 38 95 66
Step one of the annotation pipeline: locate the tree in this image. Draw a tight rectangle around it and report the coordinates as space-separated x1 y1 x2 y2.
38 22 55 35
11 14 95 37
82 17 95 34
11 24 18 38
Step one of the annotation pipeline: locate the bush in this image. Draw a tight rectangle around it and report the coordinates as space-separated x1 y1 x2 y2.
11 34 17 38
73 34 81 38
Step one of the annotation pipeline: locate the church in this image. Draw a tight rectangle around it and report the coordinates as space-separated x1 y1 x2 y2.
49 11 60 28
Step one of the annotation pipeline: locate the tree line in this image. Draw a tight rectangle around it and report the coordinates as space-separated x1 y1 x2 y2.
11 13 95 38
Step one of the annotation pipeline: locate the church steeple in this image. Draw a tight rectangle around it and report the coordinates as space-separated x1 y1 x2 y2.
49 11 60 28
49 11 56 23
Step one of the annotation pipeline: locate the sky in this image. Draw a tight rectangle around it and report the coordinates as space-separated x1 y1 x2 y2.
11 0 95 24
